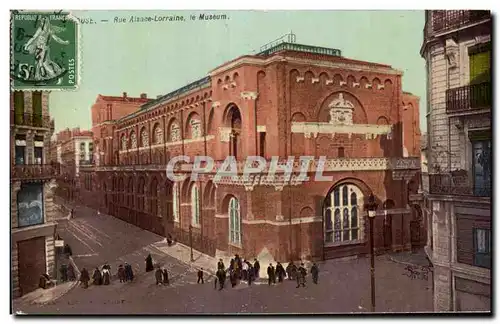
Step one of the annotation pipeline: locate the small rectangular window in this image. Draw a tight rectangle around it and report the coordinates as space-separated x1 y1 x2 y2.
259 132 266 158
34 147 43 164
338 147 345 158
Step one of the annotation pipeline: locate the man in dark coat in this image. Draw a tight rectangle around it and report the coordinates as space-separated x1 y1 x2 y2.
163 268 169 285
267 263 275 286
276 262 286 283
216 269 225 290
124 263 134 282
197 268 204 284
286 261 296 280
117 265 126 283
155 267 163 285
247 264 254 286
92 267 102 285
80 268 90 288
296 263 307 288
311 262 319 284
254 259 260 279
67 263 76 281
59 264 68 282
145 254 154 272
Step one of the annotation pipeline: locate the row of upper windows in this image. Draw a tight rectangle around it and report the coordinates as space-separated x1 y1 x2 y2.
119 120 202 150
12 91 44 113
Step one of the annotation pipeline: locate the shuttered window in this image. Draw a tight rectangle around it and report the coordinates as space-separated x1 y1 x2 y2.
469 43 491 84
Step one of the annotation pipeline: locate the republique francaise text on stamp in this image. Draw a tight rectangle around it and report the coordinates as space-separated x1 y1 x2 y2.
10 11 80 91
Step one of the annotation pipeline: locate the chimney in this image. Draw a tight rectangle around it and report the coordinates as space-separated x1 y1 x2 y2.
140 93 147 99
123 92 127 98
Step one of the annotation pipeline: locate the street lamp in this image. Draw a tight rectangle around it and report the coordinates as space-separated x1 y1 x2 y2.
364 193 378 313
189 224 194 262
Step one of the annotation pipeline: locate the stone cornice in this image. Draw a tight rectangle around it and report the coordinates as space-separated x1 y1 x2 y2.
291 122 393 139
210 54 402 77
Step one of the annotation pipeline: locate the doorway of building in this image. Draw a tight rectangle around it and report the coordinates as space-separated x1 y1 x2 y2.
17 236 46 296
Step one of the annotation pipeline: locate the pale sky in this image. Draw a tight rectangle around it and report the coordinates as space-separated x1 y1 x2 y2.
50 10 427 132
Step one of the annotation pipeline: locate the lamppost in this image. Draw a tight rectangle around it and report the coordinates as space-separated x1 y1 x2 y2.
364 193 378 313
189 224 194 262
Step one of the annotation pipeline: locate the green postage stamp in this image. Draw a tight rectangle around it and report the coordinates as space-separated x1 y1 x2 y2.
10 11 80 91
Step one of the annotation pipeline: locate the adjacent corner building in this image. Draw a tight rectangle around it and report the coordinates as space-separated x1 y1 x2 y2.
420 10 491 312
10 91 59 297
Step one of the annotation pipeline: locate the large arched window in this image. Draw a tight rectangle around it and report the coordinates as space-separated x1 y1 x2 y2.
121 135 127 151
170 123 181 142
190 118 201 138
229 197 241 245
191 184 200 225
324 184 363 244
140 127 149 147
153 123 163 144
173 183 179 222
130 131 137 149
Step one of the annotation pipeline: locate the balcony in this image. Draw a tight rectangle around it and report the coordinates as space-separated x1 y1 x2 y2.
429 172 491 197
10 111 52 129
446 82 491 114
431 10 490 34
11 164 60 181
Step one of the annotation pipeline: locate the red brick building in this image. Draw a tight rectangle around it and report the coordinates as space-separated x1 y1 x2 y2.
79 42 421 264
91 93 150 166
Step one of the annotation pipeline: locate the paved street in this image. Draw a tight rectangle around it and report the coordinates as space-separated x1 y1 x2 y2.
15 203 433 314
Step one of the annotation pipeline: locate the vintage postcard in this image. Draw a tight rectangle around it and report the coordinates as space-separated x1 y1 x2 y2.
10 9 492 315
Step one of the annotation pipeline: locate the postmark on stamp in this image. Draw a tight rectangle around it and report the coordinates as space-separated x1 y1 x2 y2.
10 10 80 91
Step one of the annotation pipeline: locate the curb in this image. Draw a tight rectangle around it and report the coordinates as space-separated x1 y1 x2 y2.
386 254 430 268
35 255 81 306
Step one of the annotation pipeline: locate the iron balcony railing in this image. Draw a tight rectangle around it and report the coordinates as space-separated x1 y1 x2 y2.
446 82 491 113
11 163 60 180
431 10 490 34
257 42 342 57
429 172 491 197
10 111 52 128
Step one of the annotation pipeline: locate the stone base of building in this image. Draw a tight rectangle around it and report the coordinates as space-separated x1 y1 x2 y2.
12 223 56 298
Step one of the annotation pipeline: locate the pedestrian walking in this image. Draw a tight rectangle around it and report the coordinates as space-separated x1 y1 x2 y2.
267 263 275 286
254 259 260 279
67 263 76 281
197 268 204 284
92 267 102 285
242 260 248 281
296 263 307 288
162 268 169 285
117 265 126 283
247 265 254 286
286 261 295 280
311 262 319 284
124 263 134 282
80 268 90 289
145 254 154 272
155 267 163 285
276 262 286 283
216 269 225 290
217 259 225 271
102 268 110 285
59 264 68 282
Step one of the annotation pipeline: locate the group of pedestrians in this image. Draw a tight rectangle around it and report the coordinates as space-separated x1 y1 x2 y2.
78 262 135 289
213 254 320 290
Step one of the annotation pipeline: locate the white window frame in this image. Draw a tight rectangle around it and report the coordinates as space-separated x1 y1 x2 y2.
324 184 364 246
229 197 241 245
191 184 200 226
173 183 179 223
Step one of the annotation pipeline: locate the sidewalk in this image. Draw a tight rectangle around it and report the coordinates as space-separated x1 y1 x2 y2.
13 256 81 310
386 249 431 268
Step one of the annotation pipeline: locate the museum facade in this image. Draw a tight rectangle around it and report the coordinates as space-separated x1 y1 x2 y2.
79 42 422 263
